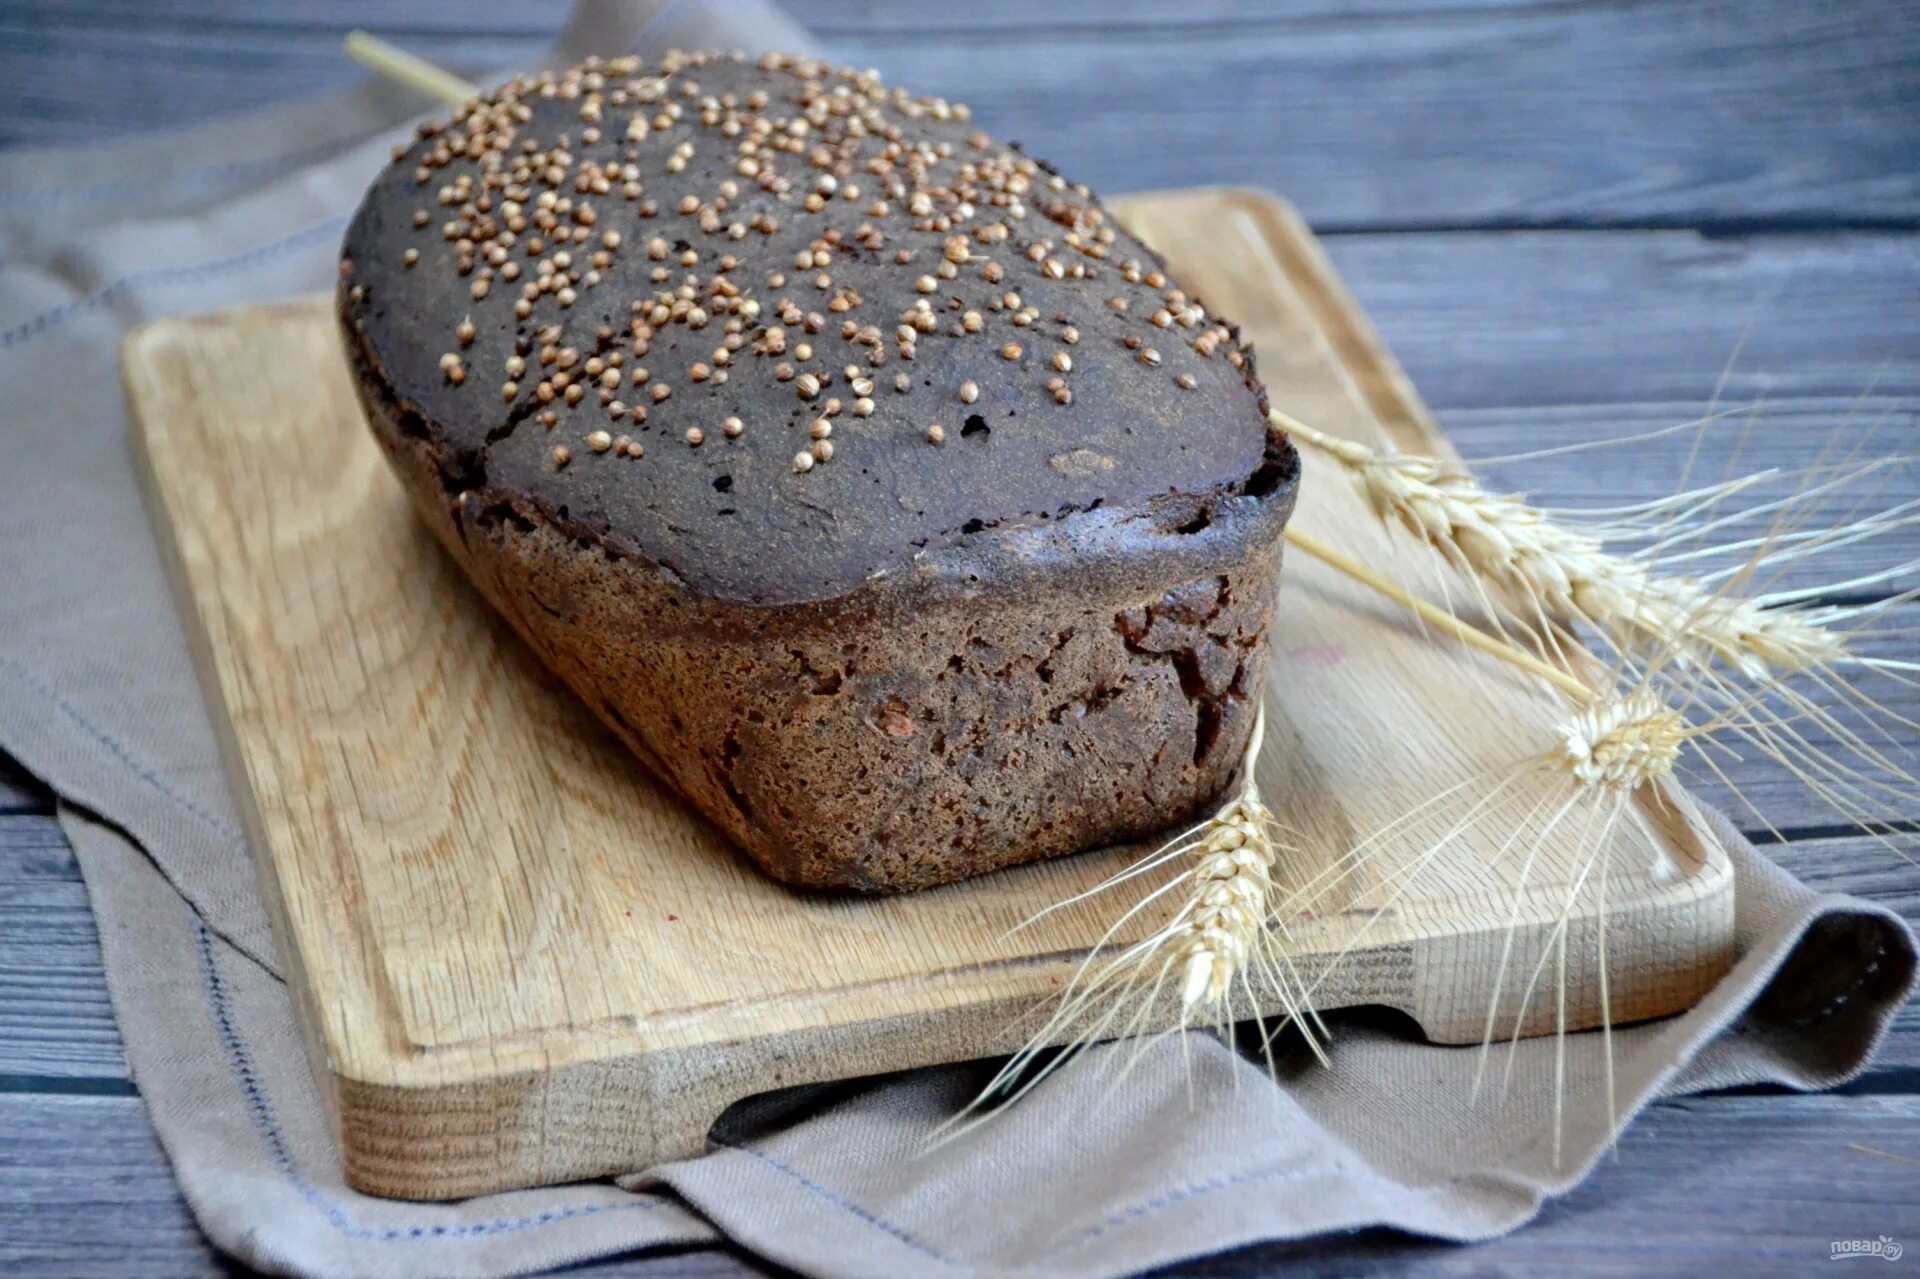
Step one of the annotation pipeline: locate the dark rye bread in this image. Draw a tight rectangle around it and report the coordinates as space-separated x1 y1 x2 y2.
338 50 1299 891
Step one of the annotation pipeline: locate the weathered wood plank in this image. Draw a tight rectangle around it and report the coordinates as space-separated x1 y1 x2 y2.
6 0 572 37
0 1 1446 35
2 2 1916 230
0 814 127 1079
0 24 530 149
1766 834 1920 914
0 810 78 881
0 1094 228 1279
1322 233 1920 410
2 1090 1915 1278
845 0 1920 229
1679 621 1920 834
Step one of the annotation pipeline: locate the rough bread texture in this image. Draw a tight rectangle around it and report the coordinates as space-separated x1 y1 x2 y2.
338 50 1299 890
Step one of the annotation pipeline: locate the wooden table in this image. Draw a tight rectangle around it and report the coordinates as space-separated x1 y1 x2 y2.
3 3 1916 1275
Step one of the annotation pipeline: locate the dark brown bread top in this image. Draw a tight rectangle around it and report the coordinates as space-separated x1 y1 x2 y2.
340 51 1285 606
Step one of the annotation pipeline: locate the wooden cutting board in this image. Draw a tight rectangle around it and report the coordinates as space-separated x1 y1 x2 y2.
125 188 1736 1201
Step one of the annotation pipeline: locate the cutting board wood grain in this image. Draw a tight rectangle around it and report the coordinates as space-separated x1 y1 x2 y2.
125 189 1736 1201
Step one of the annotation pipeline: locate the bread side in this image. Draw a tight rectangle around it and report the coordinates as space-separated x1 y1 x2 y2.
348 317 1294 889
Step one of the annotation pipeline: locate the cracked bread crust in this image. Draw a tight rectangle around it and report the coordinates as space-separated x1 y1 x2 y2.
349 313 1296 889
336 50 1300 890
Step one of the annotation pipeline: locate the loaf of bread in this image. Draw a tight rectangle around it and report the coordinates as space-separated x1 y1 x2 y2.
338 51 1298 891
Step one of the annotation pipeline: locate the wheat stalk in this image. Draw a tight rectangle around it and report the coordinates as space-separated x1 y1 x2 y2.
346 30 479 106
1269 409 1897 681
1275 407 1920 855
1284 526 1596 702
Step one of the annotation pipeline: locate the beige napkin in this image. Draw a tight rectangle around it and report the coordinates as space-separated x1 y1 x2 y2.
0 3 1912 1276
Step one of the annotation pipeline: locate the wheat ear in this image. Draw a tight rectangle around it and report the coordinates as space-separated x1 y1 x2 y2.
1270 409 1892 680
1164 708 1295 1011
1275 408 1920 858
945 707 1322 1137
1234 454 1693 1133
1554 689 1689 793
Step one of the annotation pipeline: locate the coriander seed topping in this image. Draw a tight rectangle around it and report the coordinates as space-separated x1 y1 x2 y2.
357 50 1258 530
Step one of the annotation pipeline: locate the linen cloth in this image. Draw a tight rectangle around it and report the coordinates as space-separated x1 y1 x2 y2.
1 3 1913 1276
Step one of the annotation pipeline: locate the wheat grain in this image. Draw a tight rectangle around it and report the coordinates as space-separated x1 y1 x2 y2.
1169 797 1282 1010
1270 687 1696 1016
1047 706 1304 1027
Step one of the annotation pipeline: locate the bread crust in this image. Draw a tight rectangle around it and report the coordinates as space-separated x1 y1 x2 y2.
335 51 1301 890
344 312 1296 890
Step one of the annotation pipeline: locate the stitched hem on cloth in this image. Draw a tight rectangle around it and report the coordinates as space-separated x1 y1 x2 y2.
192 919 674 1243
0 215 347 351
